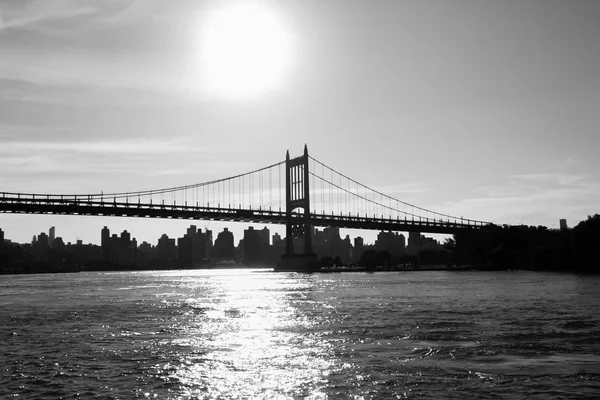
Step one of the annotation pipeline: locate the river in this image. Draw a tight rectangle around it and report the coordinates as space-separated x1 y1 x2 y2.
1 270 599 399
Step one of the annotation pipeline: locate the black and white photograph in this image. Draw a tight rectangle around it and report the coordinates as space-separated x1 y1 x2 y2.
1 0 599 398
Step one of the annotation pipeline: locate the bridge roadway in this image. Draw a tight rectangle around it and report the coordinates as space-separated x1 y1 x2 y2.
0 193 487 235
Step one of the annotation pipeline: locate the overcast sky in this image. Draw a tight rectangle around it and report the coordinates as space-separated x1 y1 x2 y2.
1 0 599 245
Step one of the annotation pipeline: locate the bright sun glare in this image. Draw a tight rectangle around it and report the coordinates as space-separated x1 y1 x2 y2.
201 4 290 98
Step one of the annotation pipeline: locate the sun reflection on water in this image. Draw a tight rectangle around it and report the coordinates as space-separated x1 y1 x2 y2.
154 270 334 399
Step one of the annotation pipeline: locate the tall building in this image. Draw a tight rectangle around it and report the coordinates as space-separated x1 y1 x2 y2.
118 230 135 265
259 227 270 246
204 229 213 256
407 231 435 255
375 231 406 258
187 225 197 237
559 219 568 231
341 235 353 263
243 226 264 263
213 228 235 259
110 234 119 262
354 236 364 262
157 234 177 262
37 232 49 249
177 236 193 268
49 226 55 248
177 226 213 267
272 232 283 246
0 228 4 248
101 226 110 261
32 232 50 260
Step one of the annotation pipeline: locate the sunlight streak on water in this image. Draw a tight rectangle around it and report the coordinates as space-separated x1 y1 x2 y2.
150 271 335 398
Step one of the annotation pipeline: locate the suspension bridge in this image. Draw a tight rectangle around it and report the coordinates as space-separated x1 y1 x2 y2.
0 145 490 270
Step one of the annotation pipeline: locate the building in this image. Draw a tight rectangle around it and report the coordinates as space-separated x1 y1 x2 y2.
354 236 364 262
213 228 235 259
101 226 110 261
53 237 65 250
32 232 50 261
157 234 177 262
259 227 270 246
559 219 568 231
375 231 406 258
118 230 136 265
177 236 193 268
187 225 197 237
137 241 156 266
407 231 439 255
272 232 283 246
243 227 264 263
49 226 55 248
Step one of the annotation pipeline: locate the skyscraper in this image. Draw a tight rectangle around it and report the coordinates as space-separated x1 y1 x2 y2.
260 227 270 246
214 228 235 259
243 227 263 263
49 226 55 247
559 219 568 230
101 226 110 261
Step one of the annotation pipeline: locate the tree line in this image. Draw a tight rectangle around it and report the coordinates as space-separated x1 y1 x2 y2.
448 214 600 272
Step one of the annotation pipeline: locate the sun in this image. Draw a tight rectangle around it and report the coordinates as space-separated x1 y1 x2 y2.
201 4 290 98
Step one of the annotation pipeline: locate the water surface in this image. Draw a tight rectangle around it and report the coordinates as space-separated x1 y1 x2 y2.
1 270 599 399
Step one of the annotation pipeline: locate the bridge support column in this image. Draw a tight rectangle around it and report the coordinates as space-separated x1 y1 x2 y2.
276 145 320 272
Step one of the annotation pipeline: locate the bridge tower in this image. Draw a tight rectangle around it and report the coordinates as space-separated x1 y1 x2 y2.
276 145 320 271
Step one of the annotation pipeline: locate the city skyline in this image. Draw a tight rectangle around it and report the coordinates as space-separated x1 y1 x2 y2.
2 221 445 274
2 0 600 244
4 222 424 251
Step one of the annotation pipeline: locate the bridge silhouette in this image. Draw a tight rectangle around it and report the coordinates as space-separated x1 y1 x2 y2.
0 146 490 270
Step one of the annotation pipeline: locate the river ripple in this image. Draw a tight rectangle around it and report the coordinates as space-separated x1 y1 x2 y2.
1 270 599 399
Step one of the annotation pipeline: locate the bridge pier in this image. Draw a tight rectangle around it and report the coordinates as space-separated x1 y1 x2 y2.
275 145 320 272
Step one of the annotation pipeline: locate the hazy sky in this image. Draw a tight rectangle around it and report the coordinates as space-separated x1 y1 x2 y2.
1 0 599 245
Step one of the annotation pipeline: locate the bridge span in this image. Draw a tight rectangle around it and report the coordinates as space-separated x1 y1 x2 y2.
0 145 491 270
0 193 484 235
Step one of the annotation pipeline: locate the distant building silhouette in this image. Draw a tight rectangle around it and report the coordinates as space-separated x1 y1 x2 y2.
243 226 265 263
177 225 212 267
53 237 65 250
157 234 177 263
213 228 235 259
560 219 568 231
407 231 440 255
32 232 50 261
118 230 135 265
354 236 364 262
259 227 270 246
375 231 406 258
272 232 283 246
49 226 55 248
101 226 110 261
137 241 155 266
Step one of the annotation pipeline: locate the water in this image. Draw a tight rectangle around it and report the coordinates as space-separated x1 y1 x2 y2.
1 270 599 399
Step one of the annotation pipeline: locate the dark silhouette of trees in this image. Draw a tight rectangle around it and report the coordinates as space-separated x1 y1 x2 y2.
451 215 600 272
419 249 452 266
358 249 392 268
359 250 378 268
571 214 600 272
320 256 334 268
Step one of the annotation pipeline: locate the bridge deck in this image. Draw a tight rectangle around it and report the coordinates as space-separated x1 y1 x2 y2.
0 194 486 234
